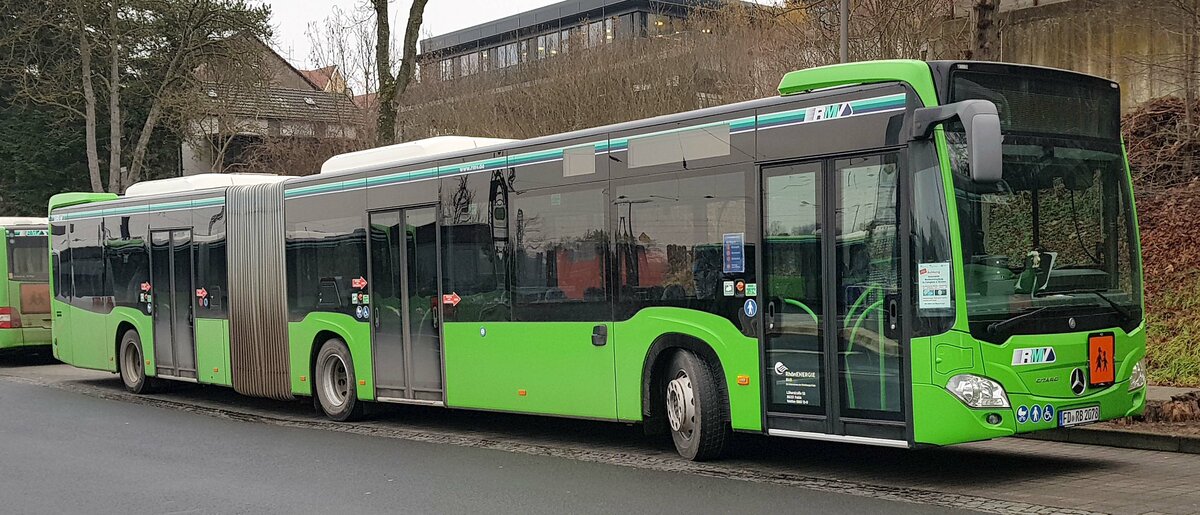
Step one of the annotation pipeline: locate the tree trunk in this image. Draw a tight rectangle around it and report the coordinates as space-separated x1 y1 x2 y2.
972 0 1000 61
1185 0 1198 129
125 102 161 187
106 0 123 193
375 0 429 146
373 0 394 147
77 6 103 193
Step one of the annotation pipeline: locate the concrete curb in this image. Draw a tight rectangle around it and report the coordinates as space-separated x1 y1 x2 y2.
1019 426 1200 454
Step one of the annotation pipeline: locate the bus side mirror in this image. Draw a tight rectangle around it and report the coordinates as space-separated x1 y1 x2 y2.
911 99 1003 183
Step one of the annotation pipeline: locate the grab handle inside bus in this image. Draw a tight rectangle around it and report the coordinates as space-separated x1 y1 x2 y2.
910 99 1003 183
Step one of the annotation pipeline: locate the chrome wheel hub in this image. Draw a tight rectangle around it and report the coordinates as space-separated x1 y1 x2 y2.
320 354 350 408
122 342 142 387
666 371 695 438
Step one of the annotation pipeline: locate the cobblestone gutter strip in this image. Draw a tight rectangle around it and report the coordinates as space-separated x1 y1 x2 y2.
1019 426 1200 454
4 375 1100 515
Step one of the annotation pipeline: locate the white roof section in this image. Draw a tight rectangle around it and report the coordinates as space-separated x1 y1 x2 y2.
0 217 48 227
320 136 516 175
124 173 287 197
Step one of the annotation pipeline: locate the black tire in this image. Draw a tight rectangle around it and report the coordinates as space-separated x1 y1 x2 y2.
314 338 364 422
664 350 730 461
118 330 157 394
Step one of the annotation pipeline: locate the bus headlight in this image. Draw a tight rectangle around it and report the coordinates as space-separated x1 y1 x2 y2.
1129 359 1147 391
947 374 1010 408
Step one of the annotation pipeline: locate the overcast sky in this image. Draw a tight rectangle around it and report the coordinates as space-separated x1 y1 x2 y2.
263 0 568 69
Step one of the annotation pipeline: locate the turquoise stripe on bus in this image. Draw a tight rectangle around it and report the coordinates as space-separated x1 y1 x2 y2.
51 196 226 221
54 91 908 216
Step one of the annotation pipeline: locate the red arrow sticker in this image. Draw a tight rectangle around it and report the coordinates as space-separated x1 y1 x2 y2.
352 277 368 289
443 292 461 306
140 282 152 292
196 288 208 298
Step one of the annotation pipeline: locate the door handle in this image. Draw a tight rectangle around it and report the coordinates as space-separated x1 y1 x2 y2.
887 298 899 331
766 300 776 331
591 325 608 346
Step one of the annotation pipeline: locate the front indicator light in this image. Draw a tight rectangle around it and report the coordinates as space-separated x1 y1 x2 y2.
1129 359 1147 391
947 374 1011 408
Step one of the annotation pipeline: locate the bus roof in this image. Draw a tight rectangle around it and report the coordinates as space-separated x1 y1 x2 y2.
0 217 48 228
123 173 286 197
320 136 517 175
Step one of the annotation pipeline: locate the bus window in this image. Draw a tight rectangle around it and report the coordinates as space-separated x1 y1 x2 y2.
7 233 49 282
613 168 751 327
511 185 608 322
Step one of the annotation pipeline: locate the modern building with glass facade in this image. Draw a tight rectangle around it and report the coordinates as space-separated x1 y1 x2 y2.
418 0 722 82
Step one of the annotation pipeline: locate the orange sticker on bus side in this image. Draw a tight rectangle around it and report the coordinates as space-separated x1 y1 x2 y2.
1088 334 1115 386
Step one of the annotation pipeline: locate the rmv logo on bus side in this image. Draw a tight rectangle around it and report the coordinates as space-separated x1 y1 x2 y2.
806 102 853 121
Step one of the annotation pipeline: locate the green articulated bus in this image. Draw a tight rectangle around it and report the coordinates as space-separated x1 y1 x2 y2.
0 217 52 352
48 60 1145 460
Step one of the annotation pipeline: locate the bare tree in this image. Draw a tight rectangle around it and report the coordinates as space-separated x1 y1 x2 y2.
306 4 380 143
399 2 953 142
374 0 430 146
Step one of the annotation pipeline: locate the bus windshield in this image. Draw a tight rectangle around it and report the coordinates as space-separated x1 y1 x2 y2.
7 233 49 282
949 70 1142 341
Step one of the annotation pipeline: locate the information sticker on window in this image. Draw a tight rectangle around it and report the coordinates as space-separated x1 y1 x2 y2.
722 233 744 274
918 262 951 310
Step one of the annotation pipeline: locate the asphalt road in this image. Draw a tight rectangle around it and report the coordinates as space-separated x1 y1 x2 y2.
0 363 970 514
5 353 1200 515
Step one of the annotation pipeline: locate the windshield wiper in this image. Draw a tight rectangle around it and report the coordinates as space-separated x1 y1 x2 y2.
987 306 1050 335
1034 288 1135 325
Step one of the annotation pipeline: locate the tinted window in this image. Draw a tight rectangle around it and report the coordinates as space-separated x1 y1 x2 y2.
7 233 48 281
105 215 150 309
951 70 1120 140
910 143 954 335
51 222 71 299
613 167 753 329
70 219 106 300
194 207 227 317
285 193 367 322
440 172 511 322
512 184 609 321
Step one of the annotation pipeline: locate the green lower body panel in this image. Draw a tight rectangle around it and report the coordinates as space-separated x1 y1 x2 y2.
444 321 618 419
287 312 373 400
613 308 762 431
70 306 116 371
0 326 50 350
106 307 153 375
912 383 1015 445
914 327 1147 446
442 308 762 430
194 318 231 386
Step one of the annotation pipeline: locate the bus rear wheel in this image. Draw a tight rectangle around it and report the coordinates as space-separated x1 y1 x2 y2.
314 338 364 422
118 330 156 394
664 350 730 461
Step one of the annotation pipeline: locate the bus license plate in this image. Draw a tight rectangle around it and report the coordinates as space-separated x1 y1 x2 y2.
1059 406 1101 427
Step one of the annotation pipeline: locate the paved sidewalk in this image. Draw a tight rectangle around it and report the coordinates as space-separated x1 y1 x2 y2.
1148 386 1198 402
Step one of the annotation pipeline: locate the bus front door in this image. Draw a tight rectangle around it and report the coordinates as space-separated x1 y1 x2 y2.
760 153 908 445
369 206 444 404
149 229 197 380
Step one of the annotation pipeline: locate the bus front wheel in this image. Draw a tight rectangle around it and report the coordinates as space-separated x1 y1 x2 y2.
314 338 364 422
664 350 730 461
118 330 156 394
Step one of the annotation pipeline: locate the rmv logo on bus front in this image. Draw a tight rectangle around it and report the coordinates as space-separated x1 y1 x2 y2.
1012 347 1057 366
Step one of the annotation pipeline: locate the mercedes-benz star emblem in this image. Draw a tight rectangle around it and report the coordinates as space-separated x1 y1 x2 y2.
1070 368 1086 396
1068 317 1077 329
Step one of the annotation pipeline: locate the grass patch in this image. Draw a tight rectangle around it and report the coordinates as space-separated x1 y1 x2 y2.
1146 274 1200 386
